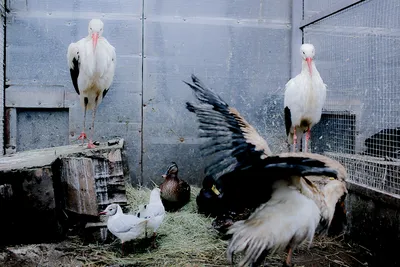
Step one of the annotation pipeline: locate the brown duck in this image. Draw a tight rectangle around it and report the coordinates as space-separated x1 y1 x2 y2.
159 162 191 212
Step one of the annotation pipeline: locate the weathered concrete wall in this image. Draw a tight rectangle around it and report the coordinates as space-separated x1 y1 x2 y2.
345 181 400 266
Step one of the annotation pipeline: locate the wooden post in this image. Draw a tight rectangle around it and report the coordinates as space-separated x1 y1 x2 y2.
0 138 129 244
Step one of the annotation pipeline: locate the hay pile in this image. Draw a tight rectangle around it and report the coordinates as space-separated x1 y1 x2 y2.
59 185 369 267
0 185 369 267
66 185 229 266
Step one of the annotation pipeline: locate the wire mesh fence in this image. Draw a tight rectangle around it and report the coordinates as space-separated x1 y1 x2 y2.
303 0 400 195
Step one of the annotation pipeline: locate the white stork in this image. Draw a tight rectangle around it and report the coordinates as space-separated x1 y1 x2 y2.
284 43 326 152
67 19 116 149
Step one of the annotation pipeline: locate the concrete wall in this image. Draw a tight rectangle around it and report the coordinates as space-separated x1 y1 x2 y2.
346 182 400 266
5 0 292 185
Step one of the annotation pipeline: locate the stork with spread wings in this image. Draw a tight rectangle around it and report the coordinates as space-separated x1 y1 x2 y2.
185 75 347 267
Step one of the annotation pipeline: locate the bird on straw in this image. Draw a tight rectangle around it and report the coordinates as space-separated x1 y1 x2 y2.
184 74 347 267
67 19 116 149
99 204 148 255
284 43 326 152
137 188 166 248
159 162 191 212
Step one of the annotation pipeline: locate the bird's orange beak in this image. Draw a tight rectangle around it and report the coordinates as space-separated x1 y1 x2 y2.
99 211 106 215
92 32 99 50
306 57 312 75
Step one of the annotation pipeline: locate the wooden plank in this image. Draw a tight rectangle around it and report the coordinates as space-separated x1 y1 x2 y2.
0 138 125 171
60 157 98 216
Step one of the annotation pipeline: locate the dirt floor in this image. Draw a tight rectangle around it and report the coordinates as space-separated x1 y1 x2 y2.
0 229 372 267
0 186 372 267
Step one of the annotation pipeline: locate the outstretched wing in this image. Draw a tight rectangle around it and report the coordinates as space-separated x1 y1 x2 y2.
184 74 344 181
185 74 272 178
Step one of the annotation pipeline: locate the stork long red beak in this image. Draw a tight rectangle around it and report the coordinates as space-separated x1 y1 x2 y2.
92 32 99 50
306 57 312 75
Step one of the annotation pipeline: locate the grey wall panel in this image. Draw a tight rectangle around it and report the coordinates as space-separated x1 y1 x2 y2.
5 0 292 185
9 0 140 14
6 1 143 181
16 108 69 151
146 0 291 21
142 3 291 186
0 4 4 154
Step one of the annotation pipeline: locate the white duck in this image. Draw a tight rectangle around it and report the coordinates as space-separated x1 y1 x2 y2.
67 19 116 149
137 188 166 248
284 43 327 152
99 203 148 254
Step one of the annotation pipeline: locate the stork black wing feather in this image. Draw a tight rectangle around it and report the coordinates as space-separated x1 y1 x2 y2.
70 58 80 95
185 75 339 181
103 88 110 98
284 106 291 136
184 75 267 178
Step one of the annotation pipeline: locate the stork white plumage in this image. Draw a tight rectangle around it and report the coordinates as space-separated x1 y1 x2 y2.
284 43 326 152
67 19 116 149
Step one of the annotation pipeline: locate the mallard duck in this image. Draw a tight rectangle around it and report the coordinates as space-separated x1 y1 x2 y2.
137 188 165 248
196 175 226 217
159 162 191 212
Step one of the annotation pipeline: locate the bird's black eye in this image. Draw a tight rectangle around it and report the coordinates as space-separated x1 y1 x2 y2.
100 28 103 31
303 51 305 54
90 27 92 30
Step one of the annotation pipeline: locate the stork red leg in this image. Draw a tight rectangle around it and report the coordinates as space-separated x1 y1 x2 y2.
283 247 293 267
305 128 311 153
87 101 98 149
292 128 297 152
78 104 88 145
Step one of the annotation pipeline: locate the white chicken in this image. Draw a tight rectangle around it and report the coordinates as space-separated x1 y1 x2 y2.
137 188 166 248
284 43 326 152
184 74 347 267
67 19 116 149
99 203 148 255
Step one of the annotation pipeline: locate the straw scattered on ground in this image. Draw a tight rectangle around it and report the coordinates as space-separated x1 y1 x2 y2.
0 185 371 267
